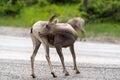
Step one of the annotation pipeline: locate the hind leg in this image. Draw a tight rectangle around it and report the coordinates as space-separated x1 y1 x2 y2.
80 28 86 41
77 23 86 41
70 44 80 74
30 34 41 78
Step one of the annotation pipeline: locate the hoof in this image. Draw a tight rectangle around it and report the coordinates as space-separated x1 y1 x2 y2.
31 74 36 78
76 70 80 74
65 72 69 76
51 72 57 78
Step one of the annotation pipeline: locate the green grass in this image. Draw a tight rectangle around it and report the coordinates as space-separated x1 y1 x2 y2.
20 3 80 27
85 22 120 38
0 17 30 27
0 4 120 39
0 4 80 28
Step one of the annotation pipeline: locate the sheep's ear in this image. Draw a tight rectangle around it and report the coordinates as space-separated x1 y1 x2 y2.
52 18 59 24
49 15 57 23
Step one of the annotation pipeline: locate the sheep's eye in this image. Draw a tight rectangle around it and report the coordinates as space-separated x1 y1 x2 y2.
46 24 48 27
46 24 50 30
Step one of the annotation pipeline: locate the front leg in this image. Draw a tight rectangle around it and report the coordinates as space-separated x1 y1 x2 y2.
45 46 57 78
42 38 57 78
56 46 69 76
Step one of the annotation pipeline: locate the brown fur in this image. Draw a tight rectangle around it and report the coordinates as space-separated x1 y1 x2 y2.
30 15 80 78
47 34 55 46
67 17 86 41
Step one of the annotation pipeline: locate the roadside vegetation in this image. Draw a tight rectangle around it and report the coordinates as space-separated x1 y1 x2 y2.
0 0 120 39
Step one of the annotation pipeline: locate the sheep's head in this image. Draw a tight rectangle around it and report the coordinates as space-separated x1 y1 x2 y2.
45 15 58 33
39 15 58 37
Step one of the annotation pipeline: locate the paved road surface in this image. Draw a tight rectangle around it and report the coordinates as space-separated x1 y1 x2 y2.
0 35 120 80
0 35 120 64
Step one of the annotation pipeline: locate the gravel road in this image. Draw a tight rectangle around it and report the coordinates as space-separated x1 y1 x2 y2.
0 59 120 80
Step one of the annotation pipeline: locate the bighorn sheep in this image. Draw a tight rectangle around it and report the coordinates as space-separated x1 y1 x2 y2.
30 15 80 78
67 17 86 41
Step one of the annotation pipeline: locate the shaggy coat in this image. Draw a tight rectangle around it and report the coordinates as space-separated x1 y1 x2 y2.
67 17 86 41
30 15 79 78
